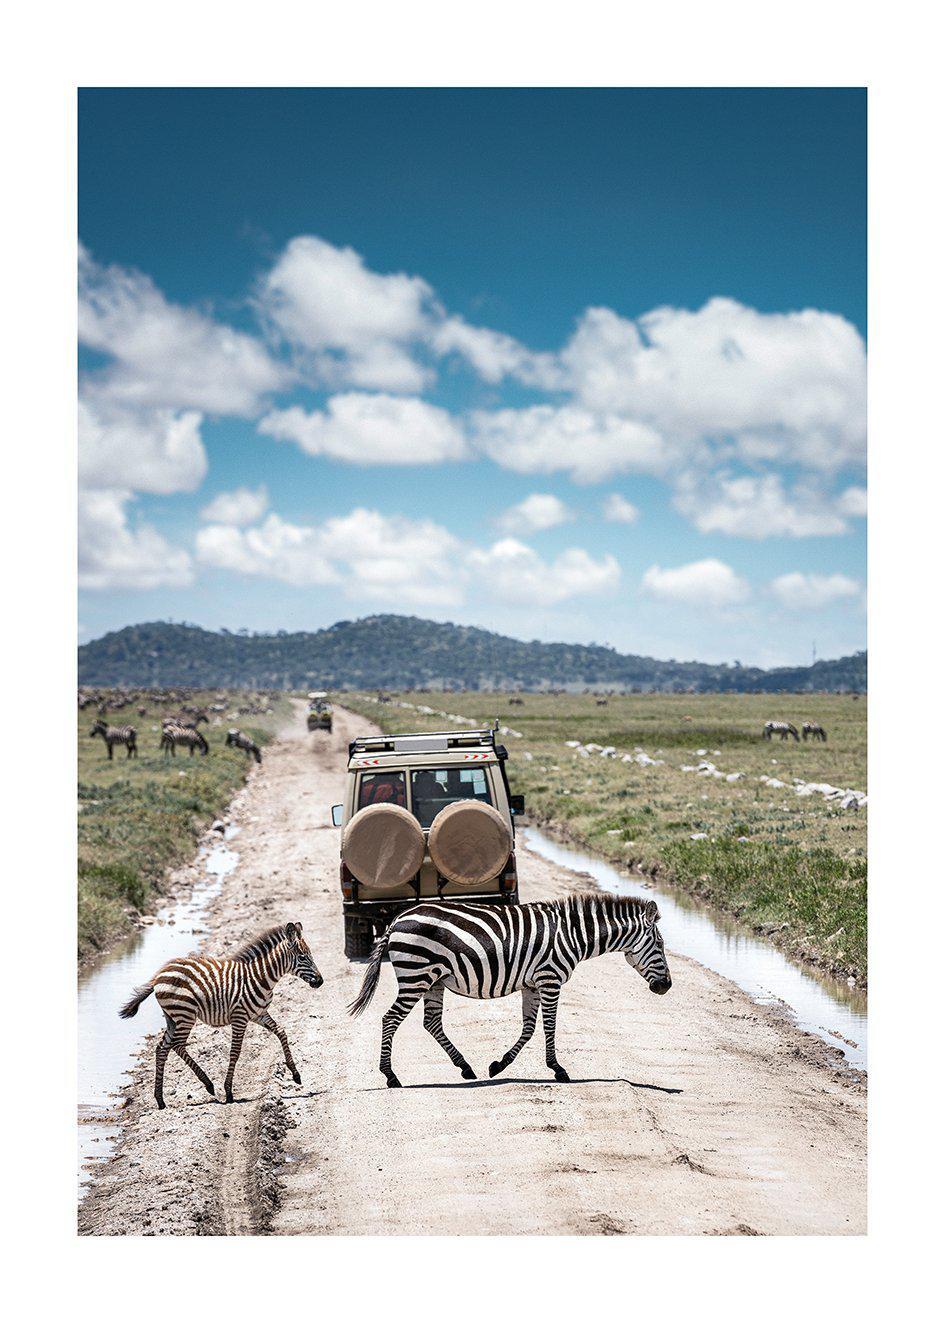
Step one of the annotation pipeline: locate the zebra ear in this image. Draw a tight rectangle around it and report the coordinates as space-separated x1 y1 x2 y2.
643 900 660 925
285 921 302 938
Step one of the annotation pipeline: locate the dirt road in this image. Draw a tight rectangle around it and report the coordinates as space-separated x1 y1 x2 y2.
79 704 866 1236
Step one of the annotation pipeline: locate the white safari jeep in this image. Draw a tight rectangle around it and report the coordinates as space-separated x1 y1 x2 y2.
331 726 525 958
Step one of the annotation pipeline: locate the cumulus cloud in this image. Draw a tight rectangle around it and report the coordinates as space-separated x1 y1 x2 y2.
642 558 750 609
836 485 868 517
769 572 862 611
258 393 467 465
469 539 620 607
673 473 849 539
79 489 193 590
430 316 562 389
559 299 866 474
196 508 464 606
472 405 665 483
199 485 269 526
496 493 572 535
78 397 207 495
257 236 435 393
601 493 640 524
79 246 288 415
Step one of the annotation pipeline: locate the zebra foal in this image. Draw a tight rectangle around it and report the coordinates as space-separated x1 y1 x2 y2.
226 728 262 763
802 721 827 742
349 894 671 1088
89 719 137 759
119 922 323 1108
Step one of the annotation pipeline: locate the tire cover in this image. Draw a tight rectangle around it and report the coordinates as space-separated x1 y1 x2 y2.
427 800 512 887
342 803 425 890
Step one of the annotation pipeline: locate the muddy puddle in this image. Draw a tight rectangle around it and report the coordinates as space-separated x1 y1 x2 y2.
523 827 867 1072
77 830 241 1200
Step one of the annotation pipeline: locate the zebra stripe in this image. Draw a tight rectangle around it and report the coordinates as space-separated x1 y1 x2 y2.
349 894 671 1088
226 728 262 763
118 922 323 1108
802 721 827 742
89 720 137 760
763 720 800 741
160 723 209 757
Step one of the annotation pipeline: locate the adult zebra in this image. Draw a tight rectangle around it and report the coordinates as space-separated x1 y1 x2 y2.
802 721 828 742
160 723 209 757
349 894 671 1088
226 728 262 763
89 719 137 760
763 720 800 741
119 922 323 1108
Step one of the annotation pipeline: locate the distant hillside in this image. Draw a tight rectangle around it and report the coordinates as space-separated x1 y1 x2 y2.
77 616 867 693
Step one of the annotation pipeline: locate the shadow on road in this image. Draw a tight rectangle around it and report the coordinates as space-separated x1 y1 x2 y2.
362 1076 683 1095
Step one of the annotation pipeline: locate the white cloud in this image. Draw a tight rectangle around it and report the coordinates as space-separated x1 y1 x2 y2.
258 393 467 465
673 473 849 539
78 397 207 495
79 246 287 415
469 539 620 607
496 493 572 535
196 508 464 606
199 485 269 526
257 236 434 392
601 493 640 524
430 316 562 389
836 485 867 517
78 489 193 590
472 405 665 484
560 299 866 474
769 572 861 611
642 558 750 609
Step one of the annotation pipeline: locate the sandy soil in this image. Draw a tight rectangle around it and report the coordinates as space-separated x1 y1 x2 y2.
79 704 866 1236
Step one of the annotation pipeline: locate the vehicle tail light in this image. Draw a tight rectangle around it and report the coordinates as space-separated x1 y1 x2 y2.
501 853 517 892
341 861 356 899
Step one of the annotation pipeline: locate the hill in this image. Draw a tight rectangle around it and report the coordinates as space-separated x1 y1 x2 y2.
77 616 867 693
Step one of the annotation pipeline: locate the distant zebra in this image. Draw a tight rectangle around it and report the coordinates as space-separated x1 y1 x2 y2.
226 729 262 763
160 723 209 757
802 721 828 742
119 922 323 1108
763 720 800 741
349 894 671 1088
89 719 137 760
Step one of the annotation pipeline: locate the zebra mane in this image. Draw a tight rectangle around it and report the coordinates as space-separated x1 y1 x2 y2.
229 925 292 962
555 892 656 923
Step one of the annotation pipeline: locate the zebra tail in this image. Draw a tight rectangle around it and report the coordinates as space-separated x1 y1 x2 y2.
119 982 155 1018
347 930 390 1017
253 747 262 763
197 731 209 754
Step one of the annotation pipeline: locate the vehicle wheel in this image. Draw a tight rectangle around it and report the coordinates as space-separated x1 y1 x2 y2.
344 916 375 960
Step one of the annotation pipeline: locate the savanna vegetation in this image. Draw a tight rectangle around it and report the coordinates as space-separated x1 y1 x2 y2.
343 690 867 984
78 691 287 963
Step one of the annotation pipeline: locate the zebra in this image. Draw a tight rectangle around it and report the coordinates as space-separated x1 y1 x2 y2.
89 719 137 760
160 723 209 757
763 720 800 741
226 728 262 763
802 721 827 742
349 894 671 1089
118 922 323 1109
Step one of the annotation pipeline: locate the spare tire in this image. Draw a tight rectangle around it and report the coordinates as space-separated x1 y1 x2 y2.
342 803 425 890
427 801 512 887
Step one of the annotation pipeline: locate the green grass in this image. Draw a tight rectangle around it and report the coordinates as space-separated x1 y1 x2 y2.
77 692 288 962
343 690 867 982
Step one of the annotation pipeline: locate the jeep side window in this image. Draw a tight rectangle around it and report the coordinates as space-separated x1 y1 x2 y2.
410 766 492 829
358 771 406 809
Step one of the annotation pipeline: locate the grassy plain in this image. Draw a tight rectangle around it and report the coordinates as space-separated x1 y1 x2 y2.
77 692 288 962
343 691 867 983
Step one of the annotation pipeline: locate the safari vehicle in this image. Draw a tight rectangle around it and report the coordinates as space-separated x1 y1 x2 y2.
307 691 333 733
331 726 525 958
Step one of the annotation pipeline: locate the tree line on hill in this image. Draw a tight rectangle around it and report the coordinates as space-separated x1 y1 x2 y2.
77 616 867 693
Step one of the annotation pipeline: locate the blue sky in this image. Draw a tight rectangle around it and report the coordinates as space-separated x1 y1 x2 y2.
78 89 866 666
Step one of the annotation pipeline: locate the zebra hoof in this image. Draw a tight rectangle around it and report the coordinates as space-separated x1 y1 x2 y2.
553 1067 571 1083
385 1076 402 1089
292 1071 302 1084
460 1066 476 1080
488 1060 505 1078
224 1091 233 1104
156 1099 165 1110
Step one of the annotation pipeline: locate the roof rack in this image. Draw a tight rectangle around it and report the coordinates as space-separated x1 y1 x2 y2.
349 727 506 758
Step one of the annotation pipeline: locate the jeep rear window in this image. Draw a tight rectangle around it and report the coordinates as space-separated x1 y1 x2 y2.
410 767 492 829
358 771 406 809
